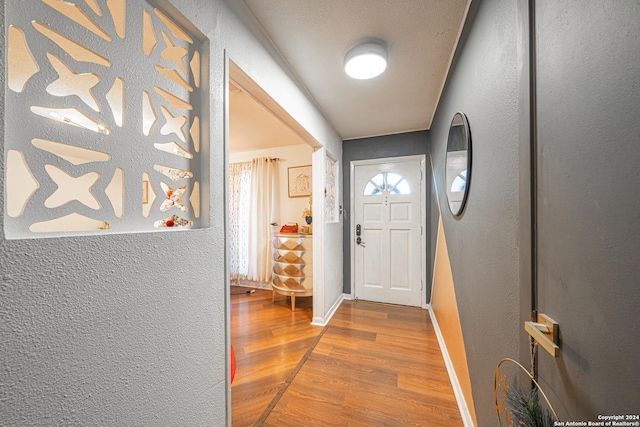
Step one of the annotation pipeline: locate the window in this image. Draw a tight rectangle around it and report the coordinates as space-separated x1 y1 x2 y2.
450 170 467 193
363 172 410 195
325 156 339 222
228 162 252 278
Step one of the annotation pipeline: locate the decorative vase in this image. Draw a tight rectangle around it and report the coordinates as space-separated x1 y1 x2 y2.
305 216 312 224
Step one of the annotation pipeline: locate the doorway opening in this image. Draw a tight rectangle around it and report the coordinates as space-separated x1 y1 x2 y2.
225 57 323 424
226 60 319 293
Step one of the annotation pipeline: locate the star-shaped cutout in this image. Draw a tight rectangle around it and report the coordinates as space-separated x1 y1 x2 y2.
46 53 101 111
44 164 101 209
160 106 187 142
160 182 188 212
161 31 188 74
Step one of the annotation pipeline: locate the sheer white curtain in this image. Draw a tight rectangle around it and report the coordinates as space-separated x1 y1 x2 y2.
228 161 252 279
247 157 277 282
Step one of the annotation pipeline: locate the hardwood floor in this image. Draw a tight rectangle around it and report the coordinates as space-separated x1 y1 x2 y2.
231 288 320 426
231 288 463 426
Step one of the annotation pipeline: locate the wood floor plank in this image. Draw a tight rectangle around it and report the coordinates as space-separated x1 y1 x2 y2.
324 324 377 341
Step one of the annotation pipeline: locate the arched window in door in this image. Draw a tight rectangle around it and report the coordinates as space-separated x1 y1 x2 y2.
363 172 410 195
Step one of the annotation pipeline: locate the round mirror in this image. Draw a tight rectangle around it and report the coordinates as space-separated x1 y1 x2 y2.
445 112 472 216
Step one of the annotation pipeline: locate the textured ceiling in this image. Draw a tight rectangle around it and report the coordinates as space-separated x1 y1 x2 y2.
227 0 470 150
240 0 471 140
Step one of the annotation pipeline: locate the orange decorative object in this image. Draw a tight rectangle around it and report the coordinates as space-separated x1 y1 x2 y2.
279 223 298 233
230 344 236 383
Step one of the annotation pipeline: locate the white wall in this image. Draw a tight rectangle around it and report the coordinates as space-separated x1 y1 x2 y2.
229 144 314 227
0 0 343 425
222 1 344 327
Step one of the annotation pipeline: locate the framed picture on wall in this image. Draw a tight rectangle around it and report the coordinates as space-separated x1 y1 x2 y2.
288 165 312 198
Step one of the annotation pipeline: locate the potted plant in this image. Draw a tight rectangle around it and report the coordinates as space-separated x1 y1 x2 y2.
495 358 558 427
302 195 312 224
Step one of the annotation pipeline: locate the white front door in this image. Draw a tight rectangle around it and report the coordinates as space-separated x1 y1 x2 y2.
353 156 424 307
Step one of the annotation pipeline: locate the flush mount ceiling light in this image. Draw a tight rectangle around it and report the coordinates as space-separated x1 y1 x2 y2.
344 40 388 80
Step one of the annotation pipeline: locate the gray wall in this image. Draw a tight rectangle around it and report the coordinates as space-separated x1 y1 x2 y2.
1 1 227 425
341 131 432 300
431 0 640 424
533 0 640 419
429 0 522 424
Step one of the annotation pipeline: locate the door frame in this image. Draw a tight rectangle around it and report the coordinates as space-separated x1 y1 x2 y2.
517 0 536 368
224 54 327 420
225 58 324 313
349 155 428 309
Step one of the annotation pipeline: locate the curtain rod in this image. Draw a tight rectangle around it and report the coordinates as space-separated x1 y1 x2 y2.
229 157 284 166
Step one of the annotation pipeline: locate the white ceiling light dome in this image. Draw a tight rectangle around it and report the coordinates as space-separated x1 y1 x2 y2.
344 40 388 80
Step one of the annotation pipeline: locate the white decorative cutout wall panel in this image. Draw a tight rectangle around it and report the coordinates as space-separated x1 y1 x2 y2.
5 0 208 238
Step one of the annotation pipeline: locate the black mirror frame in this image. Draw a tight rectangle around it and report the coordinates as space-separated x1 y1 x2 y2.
445 112 472 217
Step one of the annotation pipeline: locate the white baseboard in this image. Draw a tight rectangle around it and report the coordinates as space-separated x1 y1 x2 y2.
311 293 345 327
428 307 475 427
